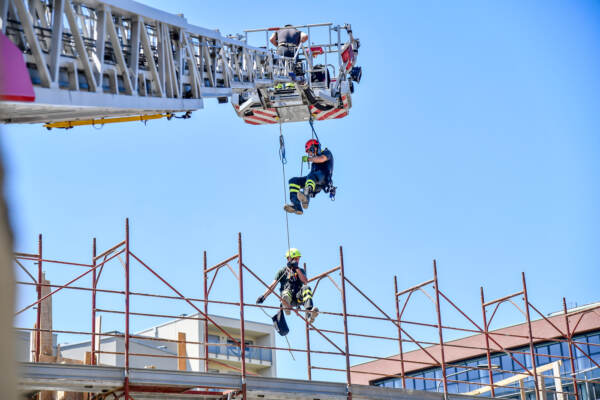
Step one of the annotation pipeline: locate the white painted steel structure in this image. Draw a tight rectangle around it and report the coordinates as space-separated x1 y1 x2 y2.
0 0 299 124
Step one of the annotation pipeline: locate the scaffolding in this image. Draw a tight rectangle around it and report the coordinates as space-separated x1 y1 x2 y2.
13 219 600 400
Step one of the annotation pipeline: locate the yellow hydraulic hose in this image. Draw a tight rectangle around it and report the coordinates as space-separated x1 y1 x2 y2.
43 113 172 129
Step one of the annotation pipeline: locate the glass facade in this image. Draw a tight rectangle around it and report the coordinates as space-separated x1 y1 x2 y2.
373 331 600 400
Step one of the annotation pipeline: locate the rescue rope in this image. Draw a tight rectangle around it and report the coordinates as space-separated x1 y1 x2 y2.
284 336 295 361
278 122 292 253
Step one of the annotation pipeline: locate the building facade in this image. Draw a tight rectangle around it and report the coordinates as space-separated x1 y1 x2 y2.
60 313 276 377
351 303 600 400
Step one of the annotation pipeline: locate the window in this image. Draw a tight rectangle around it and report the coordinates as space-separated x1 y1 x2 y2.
208 334 220 355
456 369 468 385
467 361 480 381
536 345 550 366
424 370 435 390
548 343 562 357
500 354 512 371
513 351 528 371
588 334 600 355
447 382 458 394
378 379 397 389
226 339 253 357
414 375 425 390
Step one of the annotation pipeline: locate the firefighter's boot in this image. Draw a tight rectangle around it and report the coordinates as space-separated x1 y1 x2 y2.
285 183 304 214
297 186 312 209
283 203 303 215
307 307 319 324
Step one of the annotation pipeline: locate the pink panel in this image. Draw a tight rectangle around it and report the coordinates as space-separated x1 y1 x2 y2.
0 32 35 102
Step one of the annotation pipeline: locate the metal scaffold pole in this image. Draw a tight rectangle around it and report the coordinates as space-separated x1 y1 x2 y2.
339 246 352 400
36 234 42 363
523 272 540 400
563 297 580 400
304 262 312 381
124 218 131 400
433 260 449 399
203 250 209 373
238 233 247 400
394 276 407 389
480 287 496 397
91 238 97 365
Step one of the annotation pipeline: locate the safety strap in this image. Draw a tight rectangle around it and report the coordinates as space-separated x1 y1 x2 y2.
308 117 320 143
300 117 319 175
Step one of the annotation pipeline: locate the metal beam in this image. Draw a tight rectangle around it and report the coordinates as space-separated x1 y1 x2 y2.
49 0 65 86
64 0 97 92
104 6 133 95
129 17 141 93
12 0 51 87
93 6 107 87
0 0 8 34
18 363 489 400
139 17 164 98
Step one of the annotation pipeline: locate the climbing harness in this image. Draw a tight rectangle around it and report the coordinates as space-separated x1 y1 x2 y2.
257 266 297 359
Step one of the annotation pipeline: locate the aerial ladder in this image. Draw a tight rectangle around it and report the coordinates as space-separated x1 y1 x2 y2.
0 0 361 127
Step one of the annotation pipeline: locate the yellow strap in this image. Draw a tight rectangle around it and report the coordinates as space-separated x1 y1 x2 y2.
289 183 302 189
290 189 300 193
44 113 171 129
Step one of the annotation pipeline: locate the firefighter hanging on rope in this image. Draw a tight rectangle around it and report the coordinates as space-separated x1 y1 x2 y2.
284 139 334 215
256 248 319 331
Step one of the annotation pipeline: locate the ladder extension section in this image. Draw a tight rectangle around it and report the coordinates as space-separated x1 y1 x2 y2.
0 0 280 124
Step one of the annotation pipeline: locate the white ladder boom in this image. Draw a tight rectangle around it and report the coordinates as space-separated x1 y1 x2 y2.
0 0 292 124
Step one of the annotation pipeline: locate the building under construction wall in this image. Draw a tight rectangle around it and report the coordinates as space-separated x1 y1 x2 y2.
13 220 600 400
58 313 276 376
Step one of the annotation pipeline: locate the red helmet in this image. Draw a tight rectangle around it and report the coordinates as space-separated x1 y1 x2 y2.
305 139 320 153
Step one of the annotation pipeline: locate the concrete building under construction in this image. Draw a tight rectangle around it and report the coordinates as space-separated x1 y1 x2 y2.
12 220 600 400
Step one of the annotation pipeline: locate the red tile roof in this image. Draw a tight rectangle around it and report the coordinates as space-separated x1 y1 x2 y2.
350 303 600 385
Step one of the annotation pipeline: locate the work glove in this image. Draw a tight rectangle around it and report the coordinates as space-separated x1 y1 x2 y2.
287 261 298 269
256 295 265 304
302 155 309 162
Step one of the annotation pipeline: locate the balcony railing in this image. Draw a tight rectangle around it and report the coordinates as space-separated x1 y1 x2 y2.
207 343 272 363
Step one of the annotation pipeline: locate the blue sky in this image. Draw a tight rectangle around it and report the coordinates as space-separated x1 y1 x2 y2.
4 0 600 382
